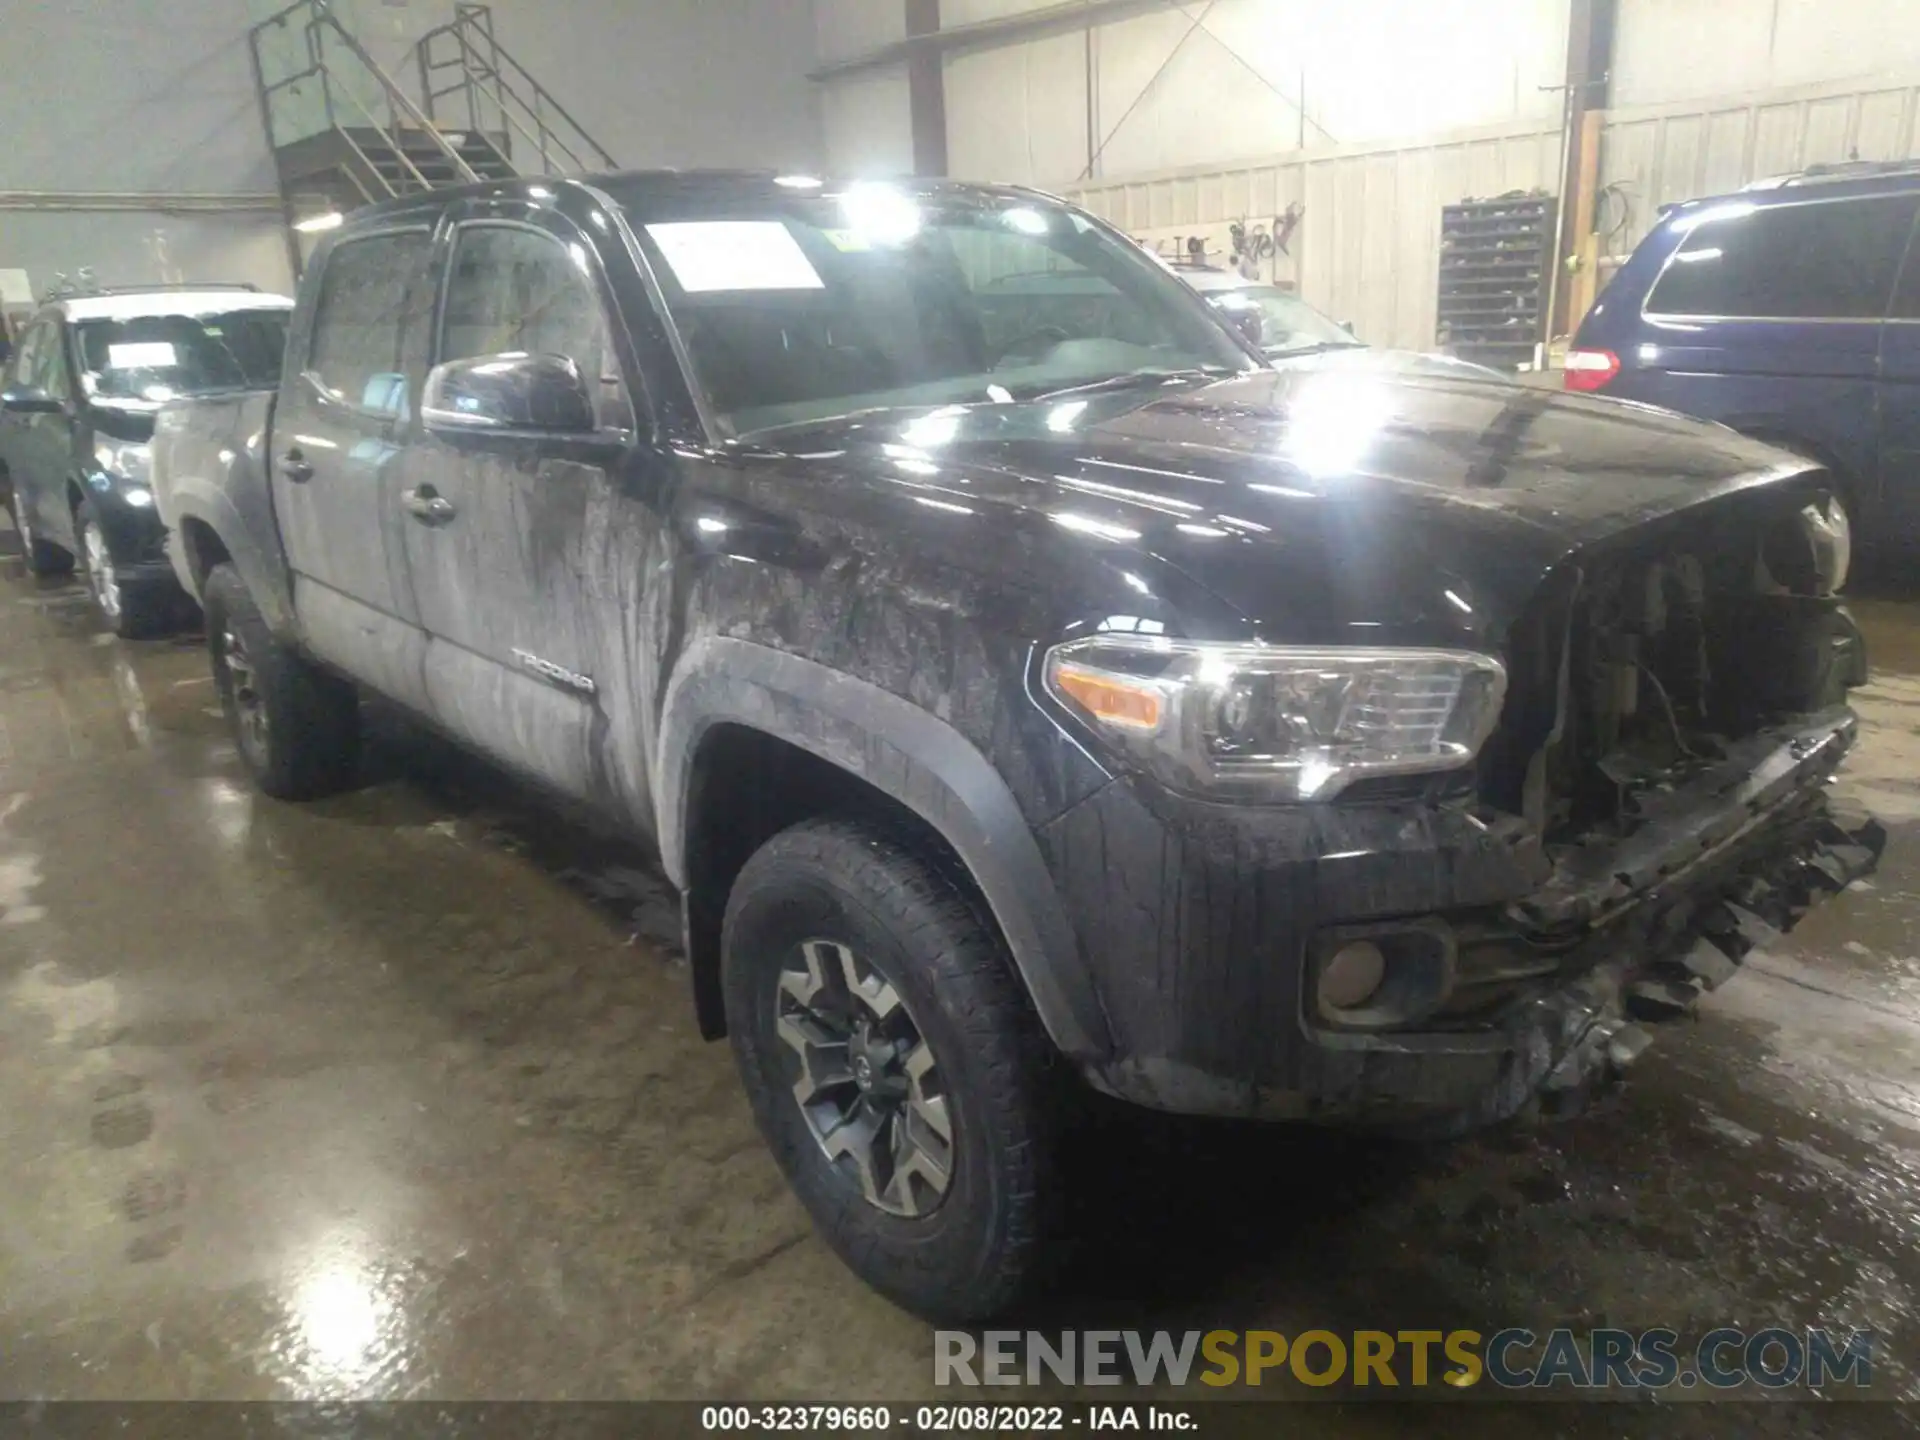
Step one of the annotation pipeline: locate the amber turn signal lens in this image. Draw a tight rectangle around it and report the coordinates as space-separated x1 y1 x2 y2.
1051 665 1162 730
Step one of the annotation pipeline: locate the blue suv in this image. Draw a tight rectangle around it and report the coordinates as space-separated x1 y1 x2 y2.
1567 161 1920 543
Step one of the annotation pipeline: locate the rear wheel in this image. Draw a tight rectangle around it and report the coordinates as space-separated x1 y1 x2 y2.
202 563 360 799
7 494 73 576
723 817 1059 1322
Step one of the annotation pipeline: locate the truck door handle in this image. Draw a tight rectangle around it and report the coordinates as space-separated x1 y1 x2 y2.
279 449 313 484
400 485 456 525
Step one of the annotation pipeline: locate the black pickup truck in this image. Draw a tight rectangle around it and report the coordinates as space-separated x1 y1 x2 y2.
151 172 1881 1321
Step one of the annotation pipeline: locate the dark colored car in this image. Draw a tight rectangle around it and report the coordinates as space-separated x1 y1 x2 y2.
1566 161 1920 545
0 287 292 634
152 173 1878 1321
1174 265 1362 355
1177 264 1511 381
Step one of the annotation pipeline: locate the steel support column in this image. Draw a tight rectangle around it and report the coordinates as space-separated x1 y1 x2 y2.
906 0 948 177
1551 0 1619 337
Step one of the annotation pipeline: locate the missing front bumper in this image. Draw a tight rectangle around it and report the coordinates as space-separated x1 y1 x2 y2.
1316 793 1884 1135
1524 795 1885 1118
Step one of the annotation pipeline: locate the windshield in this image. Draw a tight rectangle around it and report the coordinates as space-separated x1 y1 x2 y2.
1202 286 1356 355
626 187 1256 436
74 309 289 403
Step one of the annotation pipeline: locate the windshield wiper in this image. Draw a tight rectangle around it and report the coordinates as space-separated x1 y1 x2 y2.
1270 340 1366 357
734 404 927 442
1027 366 1235 402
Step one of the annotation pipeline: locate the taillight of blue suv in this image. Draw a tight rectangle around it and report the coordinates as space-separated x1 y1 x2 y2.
1563 348 1620 392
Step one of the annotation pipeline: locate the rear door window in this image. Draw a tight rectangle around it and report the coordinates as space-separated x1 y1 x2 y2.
20 320 71 400
40 323 71 400
305 230 436 417
1646 192 1920 319
7 321 44 388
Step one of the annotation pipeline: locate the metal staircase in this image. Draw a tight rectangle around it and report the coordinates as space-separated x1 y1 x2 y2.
248 0 616 273
417 4 617 181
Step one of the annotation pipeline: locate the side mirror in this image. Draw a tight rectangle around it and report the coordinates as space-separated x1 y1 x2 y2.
1 385 62 415
1208 296 1264 347
1340 320 1357 337
421 352 596 436
1226 307 1264 347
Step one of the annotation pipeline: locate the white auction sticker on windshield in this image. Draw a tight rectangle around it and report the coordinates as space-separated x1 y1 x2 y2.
107 342 178 369
645 221 824 292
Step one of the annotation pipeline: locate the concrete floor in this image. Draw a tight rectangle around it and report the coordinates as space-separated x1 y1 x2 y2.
1 542 1918 1426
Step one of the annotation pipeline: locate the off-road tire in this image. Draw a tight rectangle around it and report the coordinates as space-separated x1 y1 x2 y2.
203 563 359 799
723 817 1059 1322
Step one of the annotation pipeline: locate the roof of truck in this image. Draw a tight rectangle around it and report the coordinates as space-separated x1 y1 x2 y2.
590 170 1052 215
342 170 1061 227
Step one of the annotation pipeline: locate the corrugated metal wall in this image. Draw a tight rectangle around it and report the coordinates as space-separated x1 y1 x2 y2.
934 0 1569 187
1061 71 1920 355
1064 121 1562 353
1598 75 1920 254
1611 0 1920 111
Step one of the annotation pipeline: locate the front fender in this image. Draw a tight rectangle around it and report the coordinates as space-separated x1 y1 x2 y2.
655 635 1111 1064
1709 415 1860 489
164 482 296 637
154 399 296 637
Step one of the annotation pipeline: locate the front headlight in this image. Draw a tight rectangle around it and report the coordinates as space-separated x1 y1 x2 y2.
94 440 153 489
1762 492 1852 595
1803 494 1851 594
1044 636 1507 801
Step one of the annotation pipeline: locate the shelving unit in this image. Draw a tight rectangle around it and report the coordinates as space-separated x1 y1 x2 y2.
1437 194 1556 372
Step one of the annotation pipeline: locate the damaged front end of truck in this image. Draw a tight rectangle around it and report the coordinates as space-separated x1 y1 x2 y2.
1033 459 1887 1130
1312 478 1884 1130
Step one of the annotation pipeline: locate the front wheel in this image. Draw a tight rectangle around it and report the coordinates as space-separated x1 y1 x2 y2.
202 563 360 799
723 817 1060 1322
76 500 167 638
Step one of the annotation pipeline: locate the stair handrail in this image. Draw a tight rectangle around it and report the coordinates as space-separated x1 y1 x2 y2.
416 3 617 176
250 0 482 198
248 0 326 154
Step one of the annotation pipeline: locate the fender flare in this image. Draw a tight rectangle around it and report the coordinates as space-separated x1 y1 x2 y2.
1720 422 1864 516
655 636 1111 1063
165 485 297 638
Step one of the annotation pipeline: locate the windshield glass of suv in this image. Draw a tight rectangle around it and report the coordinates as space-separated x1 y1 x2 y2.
627 187 1256 436
1203 285 1356 355
74 309 289 404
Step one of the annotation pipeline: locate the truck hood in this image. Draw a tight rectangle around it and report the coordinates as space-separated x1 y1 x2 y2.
754 368 1820 649
1267 344 1514 384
